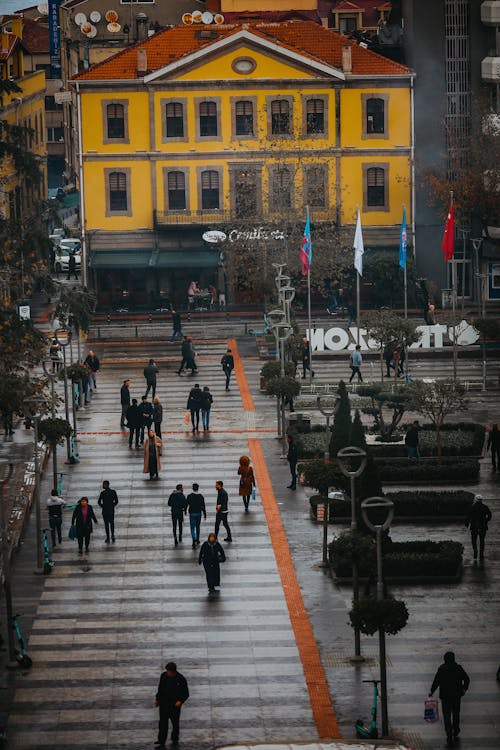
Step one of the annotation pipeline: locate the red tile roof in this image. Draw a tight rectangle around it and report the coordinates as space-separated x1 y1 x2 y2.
20 17 49 54
74 20 410 81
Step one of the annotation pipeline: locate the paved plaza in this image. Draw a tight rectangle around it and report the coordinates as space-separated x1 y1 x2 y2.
1 328 499 750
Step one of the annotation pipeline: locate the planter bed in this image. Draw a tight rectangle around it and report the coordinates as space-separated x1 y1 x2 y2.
310 489 475 523
330 564 463 585
378 459 480 483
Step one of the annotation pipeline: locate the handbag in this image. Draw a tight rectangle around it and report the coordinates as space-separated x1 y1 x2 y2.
424 698 439 722
68 524 77 541
251 488 256 501
184 411 190 424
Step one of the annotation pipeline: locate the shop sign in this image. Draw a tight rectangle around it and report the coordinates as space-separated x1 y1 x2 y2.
202 230 227 244
228 227 286 243
308 321 480 352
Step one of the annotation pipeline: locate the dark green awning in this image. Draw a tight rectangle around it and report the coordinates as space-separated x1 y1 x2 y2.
156 250 219 269
90 249 154 270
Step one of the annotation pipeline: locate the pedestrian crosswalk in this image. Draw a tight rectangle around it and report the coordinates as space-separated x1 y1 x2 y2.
6 341 319 749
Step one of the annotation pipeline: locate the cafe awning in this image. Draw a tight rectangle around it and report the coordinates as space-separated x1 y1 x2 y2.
155 249 220 269
90 248 155 269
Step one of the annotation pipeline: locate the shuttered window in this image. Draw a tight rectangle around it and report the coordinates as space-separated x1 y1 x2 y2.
167 171 186 210
235 100 254 135
366 167 385 206
201 170 219 209
109 171 127 211
199 101 217 137
107 103 125 139
271 100 290 135
306 99 325 134
166 102 184 138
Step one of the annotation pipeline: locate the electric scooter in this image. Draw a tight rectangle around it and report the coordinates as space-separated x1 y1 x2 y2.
11 614 32 668
42 529 55 574
355 679 380 739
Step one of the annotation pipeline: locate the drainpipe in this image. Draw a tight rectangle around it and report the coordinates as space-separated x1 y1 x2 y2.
75 81 88 288
410 76 416 265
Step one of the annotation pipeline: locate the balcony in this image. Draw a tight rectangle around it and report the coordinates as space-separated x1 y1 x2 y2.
154 207 335 228
481 56 500 82
481 1 500 25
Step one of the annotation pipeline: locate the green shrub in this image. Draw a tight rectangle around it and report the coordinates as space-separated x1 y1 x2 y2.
378 459 480 482
349 596 409 636
310 490 474 521
329 533 463 578
295 432 330 459
370 425 485 458
261 360 296 380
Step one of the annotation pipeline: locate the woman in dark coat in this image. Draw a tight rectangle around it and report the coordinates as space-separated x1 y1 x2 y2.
237 454 255 512
201 386 213 431
187 384 203 433
152 397 163 438
198 533 225 593
71 496 98 554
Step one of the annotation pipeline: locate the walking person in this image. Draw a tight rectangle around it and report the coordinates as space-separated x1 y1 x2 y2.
49 338 62 372
349 344 363 383
187 383 203 434
170 310 183 341
198 532 226 593
46 489 65 547
125 398 141 448
201 386 213 431
429 651 470 747
221 348 235 391
97 480 118 543
84 350 100 389
120 379 130 428
186 483 206 548
286 434 298 490
185 337 197 374
140 395 153 445
237 455 255 512
154 661 189 748
487 423 500 471
153 396 163 439
214 480 232 542
143 358 159 398
465 494 492 564
168 484 187 546
301 337 314 379
71 496 98 555
67 252 78 281
405 420 420 461
143 429 162 480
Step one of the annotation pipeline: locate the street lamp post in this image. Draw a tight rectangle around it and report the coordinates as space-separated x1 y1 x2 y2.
1 462 16 662
361 496 395 738
42 360 59 492
337 445 367 661
55 328 72 461
24 400 44 573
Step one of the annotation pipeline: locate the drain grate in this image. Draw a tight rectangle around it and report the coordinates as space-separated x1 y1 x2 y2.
394 730 425 750
322 653 393 668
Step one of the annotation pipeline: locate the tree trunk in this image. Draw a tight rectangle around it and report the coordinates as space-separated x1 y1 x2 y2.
436 425 442 463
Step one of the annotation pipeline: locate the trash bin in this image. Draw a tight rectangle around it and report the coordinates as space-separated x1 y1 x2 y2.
287 413 311 433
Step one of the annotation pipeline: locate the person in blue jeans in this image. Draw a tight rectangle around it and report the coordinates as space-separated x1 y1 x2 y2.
186 483 206 549
201 386 213 431
47 490 66 547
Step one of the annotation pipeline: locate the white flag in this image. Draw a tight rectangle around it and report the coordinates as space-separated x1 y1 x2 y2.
353 208 364 276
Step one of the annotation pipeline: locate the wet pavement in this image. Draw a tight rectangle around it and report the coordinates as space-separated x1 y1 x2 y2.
0 325 499 750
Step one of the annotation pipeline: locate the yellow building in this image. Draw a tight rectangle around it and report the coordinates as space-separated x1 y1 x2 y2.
72 20 413 307
0 16 47 222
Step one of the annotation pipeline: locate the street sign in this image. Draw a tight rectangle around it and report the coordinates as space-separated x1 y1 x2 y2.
54 91 72 104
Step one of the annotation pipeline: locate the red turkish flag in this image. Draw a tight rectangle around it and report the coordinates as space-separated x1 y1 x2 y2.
441 202 455 260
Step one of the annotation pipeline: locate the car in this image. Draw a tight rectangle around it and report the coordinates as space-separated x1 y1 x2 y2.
59 238 81 254
53 246 82 274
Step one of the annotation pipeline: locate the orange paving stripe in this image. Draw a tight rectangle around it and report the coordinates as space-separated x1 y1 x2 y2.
248 437 340 740
227 338 254 412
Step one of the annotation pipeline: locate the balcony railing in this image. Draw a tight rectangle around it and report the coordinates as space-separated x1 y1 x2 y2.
154 208 335 227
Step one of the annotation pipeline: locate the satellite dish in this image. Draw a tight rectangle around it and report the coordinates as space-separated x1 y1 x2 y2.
107 22 121 33
214 13 225 25
74 12 87 26
192 10 203 23
37 3 48 14
105 10 119 23
90 11 101 23
182 12 193 25
86 24 98 38
201 11 213 24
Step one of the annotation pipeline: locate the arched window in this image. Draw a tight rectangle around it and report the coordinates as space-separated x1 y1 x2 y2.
107 103 125 139
201 170 219 209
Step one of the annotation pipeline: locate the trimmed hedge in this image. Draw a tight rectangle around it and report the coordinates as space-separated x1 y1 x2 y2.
370 423 485 458
378 459 480 483
311 490 475 521
329 533 463 578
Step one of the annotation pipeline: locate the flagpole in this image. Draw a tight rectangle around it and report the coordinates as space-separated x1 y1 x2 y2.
306 206 313 385
356 271 360 346
403 204 408 318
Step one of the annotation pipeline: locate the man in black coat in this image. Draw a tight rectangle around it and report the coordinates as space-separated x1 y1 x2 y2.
125 398 141 448
214 480 232 542
120 379 130 428
97 480 119 543
84 350 100 389
140 395 153 445
286 434 298 490
429 651 470 747
487 423 500 471
178 336 196 375
168 484 188 546
186 483 206 548
198 532 225 592
221 348 235 391
186 383 203 433
465 494 492 563
170 310 183 341
155 661 189 747
143 358 159 398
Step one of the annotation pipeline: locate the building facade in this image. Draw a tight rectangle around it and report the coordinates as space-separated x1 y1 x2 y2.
72 20 413 308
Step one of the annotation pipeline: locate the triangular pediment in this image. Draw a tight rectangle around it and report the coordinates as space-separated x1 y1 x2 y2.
143 28 345 83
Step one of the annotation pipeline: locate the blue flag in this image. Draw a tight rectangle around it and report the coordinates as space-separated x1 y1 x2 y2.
399 206 407 270
300 213 312 276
